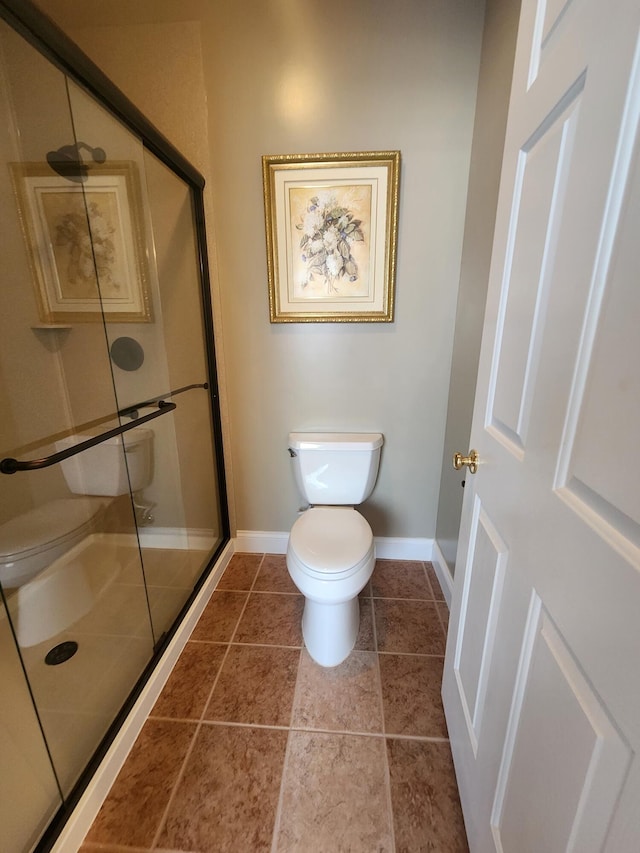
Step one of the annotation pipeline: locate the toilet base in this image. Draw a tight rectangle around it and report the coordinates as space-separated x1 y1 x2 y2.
302 595 360 667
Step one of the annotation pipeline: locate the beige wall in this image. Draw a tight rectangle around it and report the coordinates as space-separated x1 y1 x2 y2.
37 0 487 539
204 0 485 537
435 0 521 571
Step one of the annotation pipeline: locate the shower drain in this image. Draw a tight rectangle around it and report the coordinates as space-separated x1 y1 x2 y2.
45 641 78 666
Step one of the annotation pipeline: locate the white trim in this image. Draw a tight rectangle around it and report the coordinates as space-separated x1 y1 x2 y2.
234 530 433 561
235 530 288 554
432 538 454 607
51 541 234 853
374 536 433 561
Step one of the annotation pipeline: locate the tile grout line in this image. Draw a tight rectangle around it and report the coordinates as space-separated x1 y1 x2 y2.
270 640 306 853
377 649 445 659
148 555 265 850
420 559 437 601
371 600 396 853
435 603 448 639
372 593 397 852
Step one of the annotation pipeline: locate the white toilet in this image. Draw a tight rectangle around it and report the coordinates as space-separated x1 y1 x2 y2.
0 428 154 646
286 431 383 667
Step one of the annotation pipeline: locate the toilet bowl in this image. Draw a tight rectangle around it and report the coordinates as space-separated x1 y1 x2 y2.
285 432 383 667
287 506 375 666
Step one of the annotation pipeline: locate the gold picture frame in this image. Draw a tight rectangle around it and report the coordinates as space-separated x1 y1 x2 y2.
11 160 151 323
263 151 400 323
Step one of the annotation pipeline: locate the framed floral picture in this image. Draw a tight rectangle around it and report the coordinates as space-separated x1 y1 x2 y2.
262 151 400 322
11 160 151 324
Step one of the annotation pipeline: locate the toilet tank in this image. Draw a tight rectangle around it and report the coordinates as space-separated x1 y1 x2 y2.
56 427 154 496
288 432 383 505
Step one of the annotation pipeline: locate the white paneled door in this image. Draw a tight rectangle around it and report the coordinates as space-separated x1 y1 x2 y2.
442 1 640 851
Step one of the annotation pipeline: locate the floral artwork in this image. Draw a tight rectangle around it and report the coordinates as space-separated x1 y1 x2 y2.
42 193 120 300
291 186 371 298
263 151 400 322
11 161 151 323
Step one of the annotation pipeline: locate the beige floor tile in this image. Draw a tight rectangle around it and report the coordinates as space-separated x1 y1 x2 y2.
386 738 469 852
374 599 446 655
217 552 263 590
292 649 383 734
151 641 226 719
371 559 434 600
234 592 304 646
85 719 196 848
80 557 468 853
204 645 300 726
276 731 393 852
253 554 298 593
380 653 448 737
158 724 287 852
190 590 248 642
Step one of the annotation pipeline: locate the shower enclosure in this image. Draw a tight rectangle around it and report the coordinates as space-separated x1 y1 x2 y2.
0 4 229 851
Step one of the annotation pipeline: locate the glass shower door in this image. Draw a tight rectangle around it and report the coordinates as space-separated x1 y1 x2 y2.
0 13 155 827
0 8 228 850
67 80 226 642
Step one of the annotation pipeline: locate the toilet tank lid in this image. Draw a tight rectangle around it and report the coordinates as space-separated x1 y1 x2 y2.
288 432 383 451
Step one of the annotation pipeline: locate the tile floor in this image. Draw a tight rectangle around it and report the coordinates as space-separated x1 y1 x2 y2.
80 553 468 852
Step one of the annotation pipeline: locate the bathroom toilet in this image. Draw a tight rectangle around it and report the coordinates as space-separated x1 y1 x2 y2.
0 427 154 591
286 432 383 667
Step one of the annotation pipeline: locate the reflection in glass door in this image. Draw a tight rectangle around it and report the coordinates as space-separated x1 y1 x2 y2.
66 79 226 642
0 8 228 851
0 13 156 817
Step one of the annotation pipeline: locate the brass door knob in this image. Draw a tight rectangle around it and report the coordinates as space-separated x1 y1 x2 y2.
453 449 479 474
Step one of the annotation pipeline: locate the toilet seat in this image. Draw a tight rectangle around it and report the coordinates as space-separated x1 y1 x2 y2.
0 497 108 586
289 506 373 579
0 497 108 561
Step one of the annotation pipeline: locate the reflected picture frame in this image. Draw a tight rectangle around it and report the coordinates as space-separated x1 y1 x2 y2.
11 160 151 323
263 151 400 323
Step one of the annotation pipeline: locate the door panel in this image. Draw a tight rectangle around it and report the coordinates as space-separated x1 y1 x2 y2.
443 1 640 850
454 498 508 756
488 91 580 453
492 599 631 853
555 134 640 543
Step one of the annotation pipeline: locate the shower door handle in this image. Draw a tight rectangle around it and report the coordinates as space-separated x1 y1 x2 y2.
0 401 176 474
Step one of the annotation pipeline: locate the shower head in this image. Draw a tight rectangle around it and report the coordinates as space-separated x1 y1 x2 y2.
46 141 106 183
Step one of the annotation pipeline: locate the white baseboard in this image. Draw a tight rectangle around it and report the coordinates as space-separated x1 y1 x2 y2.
374 536 433 561
235 530 288 554
235 530 434 561
432 538 454 607
52 541 234 853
